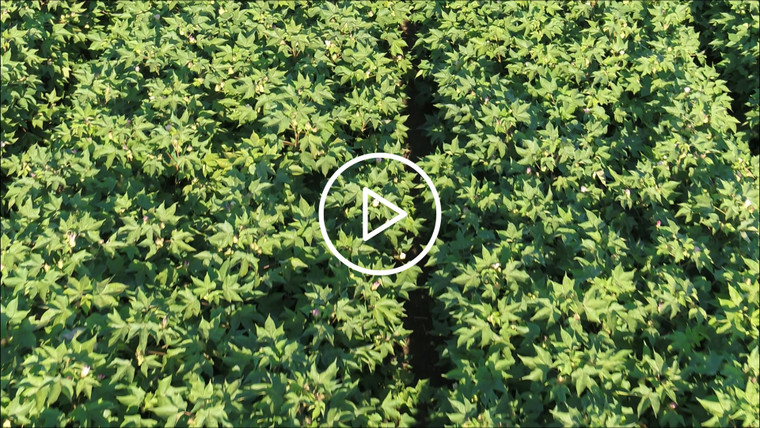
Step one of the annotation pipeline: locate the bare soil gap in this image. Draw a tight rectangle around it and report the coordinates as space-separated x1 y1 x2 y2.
400 18 452 427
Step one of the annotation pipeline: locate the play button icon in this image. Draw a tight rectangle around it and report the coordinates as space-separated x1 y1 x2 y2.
319 152 441 276
362 187 408 242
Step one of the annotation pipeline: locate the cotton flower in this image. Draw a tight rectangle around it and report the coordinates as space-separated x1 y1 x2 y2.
372 199 380 207
745 199 753 208
311 309 319 316
81 365 90 378
67 232 77 247
399 252 406 260
625 188 631 197
656 220 662 228
135 65 140 72
580 186 588 193
61 327 84 341
526 167 532 174
684 87 690 94
372 281 381 291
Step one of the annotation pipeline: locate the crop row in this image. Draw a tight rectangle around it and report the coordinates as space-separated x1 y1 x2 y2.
412 2 758 426
2 1 422 426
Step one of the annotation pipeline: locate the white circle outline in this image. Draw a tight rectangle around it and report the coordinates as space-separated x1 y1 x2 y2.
318 153 441 276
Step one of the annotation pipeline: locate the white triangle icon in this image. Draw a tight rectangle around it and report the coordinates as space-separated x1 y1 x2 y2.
362 187 408 242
